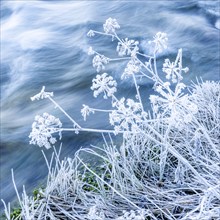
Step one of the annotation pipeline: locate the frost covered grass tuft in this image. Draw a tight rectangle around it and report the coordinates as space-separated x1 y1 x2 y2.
3 18 220 219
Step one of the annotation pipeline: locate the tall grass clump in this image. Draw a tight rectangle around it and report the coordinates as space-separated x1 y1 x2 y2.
3 18 220 220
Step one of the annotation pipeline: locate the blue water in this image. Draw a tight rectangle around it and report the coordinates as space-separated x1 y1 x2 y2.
0 0 219 211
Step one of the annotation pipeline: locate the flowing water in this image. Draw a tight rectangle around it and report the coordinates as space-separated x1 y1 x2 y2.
0 0 219 211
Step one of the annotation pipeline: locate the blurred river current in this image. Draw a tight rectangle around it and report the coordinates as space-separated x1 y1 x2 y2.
0 0 219 210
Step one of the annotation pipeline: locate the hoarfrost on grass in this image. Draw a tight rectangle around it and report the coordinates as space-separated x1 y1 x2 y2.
4 18 220 220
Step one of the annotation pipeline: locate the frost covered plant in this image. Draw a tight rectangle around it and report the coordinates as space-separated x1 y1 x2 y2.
122 59 141 79
150 82 189 116
109 98 144 133
88 46 95 55
87 205 105 220
4 18 220 220
103 17 120 34
91 72 117 99
162 49 189 83
116 210 146 220
117 38 139 57
30 85 53 101
29 113 62 149
81 104 94 121
93 55 109 72
149 32 168 53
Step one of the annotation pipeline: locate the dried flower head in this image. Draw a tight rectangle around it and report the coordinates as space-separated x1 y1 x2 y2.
103 17 120 34
91 73 117 99
92 55 109 72
110 98 143 133
29 113 62 149
122 59 141 79
149 32 168 53
162 57 189 83
88 46 95 55
117 38 139 57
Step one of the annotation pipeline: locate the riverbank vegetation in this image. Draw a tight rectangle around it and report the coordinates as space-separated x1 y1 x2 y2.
2 18 220 220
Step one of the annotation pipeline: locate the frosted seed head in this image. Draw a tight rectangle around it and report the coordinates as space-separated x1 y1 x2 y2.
150 32 168 53
87 30 95 37
91 73 117 99
88 46 95 55
103 17 120 34
29 113 62 149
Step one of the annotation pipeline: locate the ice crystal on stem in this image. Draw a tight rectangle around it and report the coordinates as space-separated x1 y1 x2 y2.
30 86 53 101
87 30 95 37
81 104 94 121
